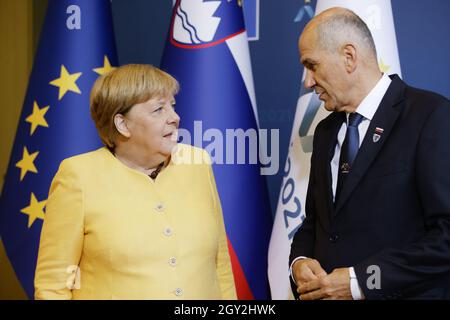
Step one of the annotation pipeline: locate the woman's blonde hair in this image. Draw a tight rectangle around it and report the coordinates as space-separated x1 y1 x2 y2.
90 64 179 148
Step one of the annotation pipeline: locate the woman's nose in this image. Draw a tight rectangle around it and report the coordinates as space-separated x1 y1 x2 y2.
167 107 180 124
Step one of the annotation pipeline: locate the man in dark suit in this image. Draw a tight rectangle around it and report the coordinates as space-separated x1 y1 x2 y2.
289 7 450 300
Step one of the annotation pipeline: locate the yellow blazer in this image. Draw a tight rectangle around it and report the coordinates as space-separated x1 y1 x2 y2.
34 144 236 300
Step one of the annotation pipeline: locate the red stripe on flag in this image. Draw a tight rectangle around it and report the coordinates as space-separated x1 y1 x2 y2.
227 237 254 300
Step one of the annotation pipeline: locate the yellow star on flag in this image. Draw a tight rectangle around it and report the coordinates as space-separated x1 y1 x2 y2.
49 65 82 100
25 101 50 135
15 147 39 181
20 193 46 228
93 55 116 75
379 59 390 73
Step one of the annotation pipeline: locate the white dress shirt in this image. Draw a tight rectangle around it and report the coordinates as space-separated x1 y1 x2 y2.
290 73 392 300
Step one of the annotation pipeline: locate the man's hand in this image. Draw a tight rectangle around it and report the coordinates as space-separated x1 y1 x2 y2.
297 267 353 300
292 258 327 288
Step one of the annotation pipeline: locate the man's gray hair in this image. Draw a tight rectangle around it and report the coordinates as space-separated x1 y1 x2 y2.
315 8 377 59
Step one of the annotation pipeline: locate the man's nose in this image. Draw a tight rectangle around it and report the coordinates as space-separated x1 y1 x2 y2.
304 69 316 89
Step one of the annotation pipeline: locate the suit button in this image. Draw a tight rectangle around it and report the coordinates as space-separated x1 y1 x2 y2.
164 227 173 236
329 235 339 242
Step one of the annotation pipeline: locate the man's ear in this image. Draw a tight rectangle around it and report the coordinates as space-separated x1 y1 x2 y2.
342 43 357 73
114 113 131 138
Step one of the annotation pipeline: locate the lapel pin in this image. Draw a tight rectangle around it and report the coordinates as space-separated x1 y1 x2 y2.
373 127 384 143
340 162 350 174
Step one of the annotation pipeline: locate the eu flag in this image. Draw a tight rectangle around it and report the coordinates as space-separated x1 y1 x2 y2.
0 0 117 298
161 0 272 299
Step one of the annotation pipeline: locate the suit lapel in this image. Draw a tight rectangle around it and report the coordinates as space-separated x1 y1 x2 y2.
334 75 407 216
316 112 344 219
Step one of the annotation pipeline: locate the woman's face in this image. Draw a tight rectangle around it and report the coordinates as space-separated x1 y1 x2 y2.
123 95 180 158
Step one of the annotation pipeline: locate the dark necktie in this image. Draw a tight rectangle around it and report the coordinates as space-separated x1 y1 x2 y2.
335 112 364 203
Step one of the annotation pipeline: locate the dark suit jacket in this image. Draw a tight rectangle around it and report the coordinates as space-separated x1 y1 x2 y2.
289 75 450 299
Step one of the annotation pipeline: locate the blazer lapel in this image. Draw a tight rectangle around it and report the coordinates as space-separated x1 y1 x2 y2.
316 112 344 219
334 75 407 216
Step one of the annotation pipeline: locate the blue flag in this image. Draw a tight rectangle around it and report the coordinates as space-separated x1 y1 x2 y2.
0 0 117 298
161 0 272 299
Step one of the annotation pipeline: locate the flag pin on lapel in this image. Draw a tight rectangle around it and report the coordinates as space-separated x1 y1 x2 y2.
340 162 351 174
373 127 384 143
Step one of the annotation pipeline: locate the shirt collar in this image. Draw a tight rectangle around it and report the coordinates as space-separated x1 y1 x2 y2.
351 73 392 122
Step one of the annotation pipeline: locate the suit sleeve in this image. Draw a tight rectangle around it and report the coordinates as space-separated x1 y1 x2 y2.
205 152 237 300
288 132 319 296
34 159 84 300
354 101 450 299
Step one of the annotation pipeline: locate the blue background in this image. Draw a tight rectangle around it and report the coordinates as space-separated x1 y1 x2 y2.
110 0 450 216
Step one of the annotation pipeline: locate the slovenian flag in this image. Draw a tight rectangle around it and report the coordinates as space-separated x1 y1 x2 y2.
161 0 272 299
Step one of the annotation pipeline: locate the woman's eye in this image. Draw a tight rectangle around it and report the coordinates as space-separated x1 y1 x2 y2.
153 107 163 113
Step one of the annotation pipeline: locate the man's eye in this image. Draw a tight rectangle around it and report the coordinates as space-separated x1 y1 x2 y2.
304 62 316 71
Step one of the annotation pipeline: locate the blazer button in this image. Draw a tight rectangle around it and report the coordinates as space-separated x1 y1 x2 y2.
164 227 173 236
169 257 177 266
155 203 165 213
329 235 339 242
174 288 183 297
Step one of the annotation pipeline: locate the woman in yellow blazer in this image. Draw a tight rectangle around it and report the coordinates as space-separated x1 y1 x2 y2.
34 64 237 300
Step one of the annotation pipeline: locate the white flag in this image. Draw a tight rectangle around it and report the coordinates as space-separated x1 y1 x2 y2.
268 0 402 300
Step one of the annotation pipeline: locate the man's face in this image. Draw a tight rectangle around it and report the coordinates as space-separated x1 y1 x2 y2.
299 29 349 112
